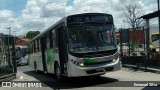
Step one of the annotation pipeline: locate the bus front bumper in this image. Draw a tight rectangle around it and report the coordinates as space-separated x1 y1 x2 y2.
68 58 121 77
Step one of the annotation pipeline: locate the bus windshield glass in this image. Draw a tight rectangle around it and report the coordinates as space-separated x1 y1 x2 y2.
152 34 160 42
68 24 116 53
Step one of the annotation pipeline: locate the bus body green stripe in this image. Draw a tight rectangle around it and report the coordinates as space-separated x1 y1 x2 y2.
47 48 55 65
84 58 96 63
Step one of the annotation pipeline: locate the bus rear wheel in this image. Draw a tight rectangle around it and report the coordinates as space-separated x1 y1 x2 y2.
34 62 39 73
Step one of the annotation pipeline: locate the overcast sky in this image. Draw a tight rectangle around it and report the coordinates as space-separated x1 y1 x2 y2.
0 0 158 35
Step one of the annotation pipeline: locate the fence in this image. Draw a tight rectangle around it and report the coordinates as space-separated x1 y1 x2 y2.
0 34 16 81
119 26 160 72
119 27 145 57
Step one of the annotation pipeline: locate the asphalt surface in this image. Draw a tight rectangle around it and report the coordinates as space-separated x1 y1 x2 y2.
1 65 160 90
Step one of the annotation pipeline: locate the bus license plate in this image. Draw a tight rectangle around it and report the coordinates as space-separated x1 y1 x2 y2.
96 68 105 72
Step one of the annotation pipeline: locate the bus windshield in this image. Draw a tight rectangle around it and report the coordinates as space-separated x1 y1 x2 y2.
152 34 160 42
68 24 116 53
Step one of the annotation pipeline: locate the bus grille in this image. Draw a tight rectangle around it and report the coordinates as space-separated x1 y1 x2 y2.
83 54 109 58
84 60 112 67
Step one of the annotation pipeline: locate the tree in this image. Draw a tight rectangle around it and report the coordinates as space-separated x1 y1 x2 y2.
122 0 144 52
26 31 40 39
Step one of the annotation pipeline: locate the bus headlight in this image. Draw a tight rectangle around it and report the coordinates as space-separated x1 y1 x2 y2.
112 59 117 62
79 63 84 67
112 55 118 62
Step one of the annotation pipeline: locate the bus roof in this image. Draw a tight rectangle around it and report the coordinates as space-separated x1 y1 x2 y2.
27 17 67 44
68 13 112 17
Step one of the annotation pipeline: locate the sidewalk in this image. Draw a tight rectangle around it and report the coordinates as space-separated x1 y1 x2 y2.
122 64 160 73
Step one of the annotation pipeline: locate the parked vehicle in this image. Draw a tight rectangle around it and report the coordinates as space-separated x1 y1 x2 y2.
15 45 28 65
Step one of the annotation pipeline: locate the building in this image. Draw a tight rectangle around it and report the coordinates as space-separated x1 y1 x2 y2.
15 36 29 46
115 29 145 44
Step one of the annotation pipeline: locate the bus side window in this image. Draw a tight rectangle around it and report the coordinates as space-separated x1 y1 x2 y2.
36 39 38 52
28 44 30 54
52 30 57 48
33 41 36 53
32 42 34 53
38 39 41 51
49 31 53 48
46 33 50 49
35 40 38 52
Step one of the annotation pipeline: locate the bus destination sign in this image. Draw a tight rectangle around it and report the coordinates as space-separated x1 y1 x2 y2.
67 15 113 23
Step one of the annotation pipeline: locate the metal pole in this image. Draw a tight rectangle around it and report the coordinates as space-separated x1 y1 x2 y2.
158 0 160 51
145 19 150 72
120 29 123 57
143 26 145 53
158 0 160 10
128 29 130 56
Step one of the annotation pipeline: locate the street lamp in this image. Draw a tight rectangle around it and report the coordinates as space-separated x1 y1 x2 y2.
6 27 11 34
6 27 11 48
12 31 16 47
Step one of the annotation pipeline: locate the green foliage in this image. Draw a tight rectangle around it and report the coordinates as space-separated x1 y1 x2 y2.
26 31 40 39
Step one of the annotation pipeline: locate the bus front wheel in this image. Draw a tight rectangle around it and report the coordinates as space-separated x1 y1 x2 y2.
55 63 64 80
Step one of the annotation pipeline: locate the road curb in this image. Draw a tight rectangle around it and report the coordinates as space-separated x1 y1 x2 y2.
0 73 16 81
122 64 160 73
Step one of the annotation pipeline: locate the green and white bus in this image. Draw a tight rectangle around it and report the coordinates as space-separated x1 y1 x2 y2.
27 13 121 80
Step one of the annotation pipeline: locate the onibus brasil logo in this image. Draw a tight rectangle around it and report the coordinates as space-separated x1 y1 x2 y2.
2 82 43 87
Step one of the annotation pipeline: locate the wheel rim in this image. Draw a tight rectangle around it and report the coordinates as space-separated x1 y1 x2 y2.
34 62 37 73
56 65 61 79
35 67 38 72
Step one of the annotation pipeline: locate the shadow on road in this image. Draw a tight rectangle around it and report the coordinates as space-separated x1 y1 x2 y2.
23 70 119 89
142 86 160 90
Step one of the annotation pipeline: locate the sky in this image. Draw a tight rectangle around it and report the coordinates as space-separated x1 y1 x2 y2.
0 0 158 36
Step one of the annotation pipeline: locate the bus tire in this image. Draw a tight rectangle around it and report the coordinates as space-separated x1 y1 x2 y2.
55 63 65 81
34 62 39 74
92 75 101 78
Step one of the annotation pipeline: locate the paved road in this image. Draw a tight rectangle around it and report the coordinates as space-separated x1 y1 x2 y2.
1 65 160 90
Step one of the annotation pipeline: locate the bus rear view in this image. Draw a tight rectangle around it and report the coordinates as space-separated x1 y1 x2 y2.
66 13 121 77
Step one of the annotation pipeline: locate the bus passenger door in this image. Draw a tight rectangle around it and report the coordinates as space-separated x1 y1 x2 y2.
40 37 47 72
57 25 68 75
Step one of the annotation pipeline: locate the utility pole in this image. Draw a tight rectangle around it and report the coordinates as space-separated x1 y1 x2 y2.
6 27 11 66
12 32 17 73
